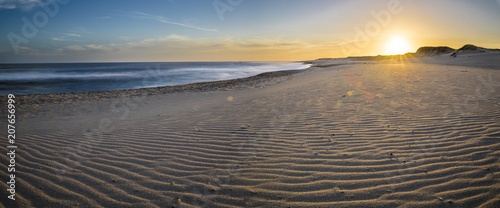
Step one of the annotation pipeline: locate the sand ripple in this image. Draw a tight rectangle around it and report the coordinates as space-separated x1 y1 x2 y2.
1 63 499 207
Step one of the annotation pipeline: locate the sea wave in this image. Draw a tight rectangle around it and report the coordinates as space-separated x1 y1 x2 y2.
0 62 310 95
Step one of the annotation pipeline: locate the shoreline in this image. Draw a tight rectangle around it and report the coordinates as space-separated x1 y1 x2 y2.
4 52 499 120
3 66 310 105
0 61 310 97
5 50 500 104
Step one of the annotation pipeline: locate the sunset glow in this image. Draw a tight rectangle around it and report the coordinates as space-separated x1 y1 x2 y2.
0 0 499 62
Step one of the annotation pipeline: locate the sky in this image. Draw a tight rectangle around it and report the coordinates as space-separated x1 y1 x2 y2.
0 0 499 63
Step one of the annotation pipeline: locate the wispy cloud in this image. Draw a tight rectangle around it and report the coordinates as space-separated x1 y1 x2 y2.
47 34 342 61
121 11 217 32
57 35 325 55
0 3 16 10
0 0 54 11
85 44 109 50
59 34 187 53
65 33 81 37
65 45 85 51
17 46 39 55
57 44 108 54
51 32 82 41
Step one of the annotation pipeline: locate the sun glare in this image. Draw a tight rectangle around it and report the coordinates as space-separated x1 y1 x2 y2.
384 36 412 55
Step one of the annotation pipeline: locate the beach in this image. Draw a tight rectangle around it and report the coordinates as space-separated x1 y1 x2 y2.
1 54 500 207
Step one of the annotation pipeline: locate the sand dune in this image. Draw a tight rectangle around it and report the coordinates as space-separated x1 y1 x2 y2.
1 55 500 207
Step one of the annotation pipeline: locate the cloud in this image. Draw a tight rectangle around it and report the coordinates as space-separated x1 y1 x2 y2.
61 44 112 52
0 0 55 11
51 32 82 41
65 45 85 51
56 34 196 53
49 33 345 62
0 3 16 9
233 39 308 49
122 11 218 32
85 44 107 50
65 33 81 37
17 46 39 54
159 34 189 41
56 35 327 56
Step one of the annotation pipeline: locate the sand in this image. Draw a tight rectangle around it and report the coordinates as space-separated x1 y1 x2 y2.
1 52 500 207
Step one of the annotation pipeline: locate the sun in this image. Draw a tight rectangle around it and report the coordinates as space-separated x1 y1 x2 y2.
384 36 412 55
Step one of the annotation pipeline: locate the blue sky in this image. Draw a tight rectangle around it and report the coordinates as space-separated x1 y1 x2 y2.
1 0 500 63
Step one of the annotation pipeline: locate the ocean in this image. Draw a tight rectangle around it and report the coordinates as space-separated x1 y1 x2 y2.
0 62 311 96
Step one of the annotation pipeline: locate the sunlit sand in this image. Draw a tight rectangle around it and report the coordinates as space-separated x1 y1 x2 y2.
3 46 499 207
